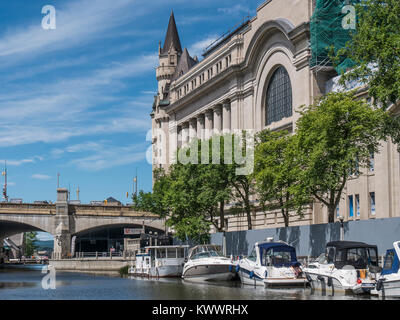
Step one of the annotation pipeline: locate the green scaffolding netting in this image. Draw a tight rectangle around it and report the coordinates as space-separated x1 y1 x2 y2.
310 0 360 74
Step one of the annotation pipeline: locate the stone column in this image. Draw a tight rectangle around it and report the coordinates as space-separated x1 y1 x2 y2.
205 110 213 140
189 118 197 141
213 105 222 134
177 125 182 149
230 99 239 131
222 101 231 133
169 123 178 166
53 188 71 260
181 122 189 146
197 115 205 140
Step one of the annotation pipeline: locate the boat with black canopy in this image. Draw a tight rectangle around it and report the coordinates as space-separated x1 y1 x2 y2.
303 241 380 294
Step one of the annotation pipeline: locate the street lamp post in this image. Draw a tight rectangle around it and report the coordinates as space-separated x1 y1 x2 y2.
2 161 8 203
222 230 227 257
338 216 345 241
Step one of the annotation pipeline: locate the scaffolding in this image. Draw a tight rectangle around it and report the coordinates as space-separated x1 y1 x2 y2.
310 0 360 74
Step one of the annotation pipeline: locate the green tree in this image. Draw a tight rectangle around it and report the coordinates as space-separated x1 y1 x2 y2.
254 130 308 227
335 0 400 149
228 173 255 230
200 134 255 231
152 133 255 241
144 132 255 241
170 215 211 244
132 191 153 211
25 232 38 257
227 133 256 231
132 168 171 218
295 91 388 223
163 144 215 241
337 0 400 109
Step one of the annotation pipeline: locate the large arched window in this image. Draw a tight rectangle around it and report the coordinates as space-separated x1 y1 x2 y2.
265 66 292 126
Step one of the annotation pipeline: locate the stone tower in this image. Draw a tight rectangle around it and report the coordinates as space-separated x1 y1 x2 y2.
156 11 182 99
152 11 183 176
151 11 198 179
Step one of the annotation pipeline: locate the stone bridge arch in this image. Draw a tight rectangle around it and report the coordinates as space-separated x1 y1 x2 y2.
0 189 166 259
73 217 165 236
0 213 55 239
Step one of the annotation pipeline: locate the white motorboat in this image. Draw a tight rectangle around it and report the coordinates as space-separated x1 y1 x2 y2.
182 244 236 282
129 245 189 278
374 241 400 298
237 239 307 288
303 241 380 295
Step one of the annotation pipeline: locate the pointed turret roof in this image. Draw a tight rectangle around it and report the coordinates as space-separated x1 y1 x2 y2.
172 48 198 81
161 11 182 55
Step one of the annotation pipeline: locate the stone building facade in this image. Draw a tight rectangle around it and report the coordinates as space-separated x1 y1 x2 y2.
151 0 400 231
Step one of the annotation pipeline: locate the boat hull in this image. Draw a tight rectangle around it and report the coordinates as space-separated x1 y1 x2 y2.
305 272 375 295
239 267 308 287
238 268 265 286
377 279 400 297
264 278 308 288
182 264 236 282
129 265 183 278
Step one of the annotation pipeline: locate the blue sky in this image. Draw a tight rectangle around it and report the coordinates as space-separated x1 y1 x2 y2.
0 0 263 208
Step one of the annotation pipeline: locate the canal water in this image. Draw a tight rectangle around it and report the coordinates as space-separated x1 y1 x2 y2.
0 265 395 300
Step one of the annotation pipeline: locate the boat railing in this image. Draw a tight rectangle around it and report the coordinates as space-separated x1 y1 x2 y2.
72 251 125 259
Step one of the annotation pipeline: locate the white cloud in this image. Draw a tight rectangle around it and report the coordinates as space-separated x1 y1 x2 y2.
66 142 103 153
66 141 149 171
217 4 250 16
179 15 216 26
0 0 144 61
0 156 43 166
31 174 52 180
0 53 156 148
188 35 220 59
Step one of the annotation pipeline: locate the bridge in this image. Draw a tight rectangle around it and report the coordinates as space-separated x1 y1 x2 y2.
0 189 165 259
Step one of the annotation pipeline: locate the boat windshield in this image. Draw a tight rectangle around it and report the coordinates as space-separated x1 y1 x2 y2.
189 245 223 260
332 247 379 269
191 251 221 260
381 249 400 276
315 253 328 264
259 244 299 267
262 249 292 266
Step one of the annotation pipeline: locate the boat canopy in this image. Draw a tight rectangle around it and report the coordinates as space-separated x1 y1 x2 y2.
327 241 378 250
381 249 400 276
326 241 379 269
257 242 300 267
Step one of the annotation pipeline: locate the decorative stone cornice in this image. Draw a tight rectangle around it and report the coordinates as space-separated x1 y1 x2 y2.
229 86 254 102
197 114 205 123
222 101 231 110
213 105 222 114
205 109 214 117
289 22 311 71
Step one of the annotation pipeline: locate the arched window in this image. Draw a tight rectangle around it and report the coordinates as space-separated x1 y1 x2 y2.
265 66 292 126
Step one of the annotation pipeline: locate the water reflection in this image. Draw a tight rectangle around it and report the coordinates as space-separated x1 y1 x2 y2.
0 282 37 289
0 266 395 300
